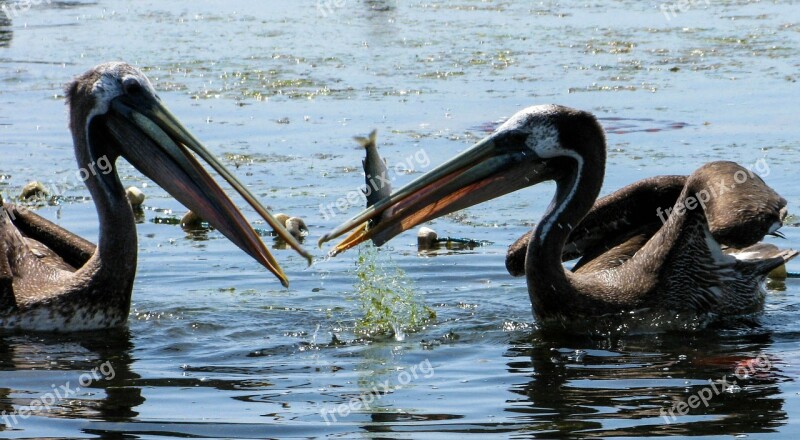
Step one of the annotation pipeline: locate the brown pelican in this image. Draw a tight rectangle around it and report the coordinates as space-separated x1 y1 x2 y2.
0 62 311 331
503 174 790 278
320 105 797 323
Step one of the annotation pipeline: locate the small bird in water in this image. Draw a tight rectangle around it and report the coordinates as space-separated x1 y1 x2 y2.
274 213 308 240
125 186 145 209
180 210 206 231
417 226 438 249
20 181 48 200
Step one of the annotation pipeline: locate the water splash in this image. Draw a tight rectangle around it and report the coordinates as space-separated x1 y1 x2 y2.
352 243 435 340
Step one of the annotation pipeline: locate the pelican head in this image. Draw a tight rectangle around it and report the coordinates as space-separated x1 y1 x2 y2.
67 62 312 286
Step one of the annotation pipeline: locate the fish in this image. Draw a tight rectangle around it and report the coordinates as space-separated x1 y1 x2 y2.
355 129 391 208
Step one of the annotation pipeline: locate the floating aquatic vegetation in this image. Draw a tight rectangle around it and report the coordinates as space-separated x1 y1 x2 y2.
223 152 295 166
352 243 435 340
152 216 182 225
418 70 466 80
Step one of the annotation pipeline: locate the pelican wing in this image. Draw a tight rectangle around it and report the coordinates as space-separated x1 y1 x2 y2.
572 224 657 273
7 204 96 271
506 175 686 276
649 206 794 315
628 162 796 315
0 225 13 308
507 164 788 277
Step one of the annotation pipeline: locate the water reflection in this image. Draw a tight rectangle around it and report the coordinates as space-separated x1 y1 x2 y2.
364 0 396 13
0 0 796 437
507 331 787 436
0 330 143 429
0 1 12 48
360 0 398 45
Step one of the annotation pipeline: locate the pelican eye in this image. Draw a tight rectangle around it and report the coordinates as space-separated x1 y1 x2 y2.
497 130 530 152
122 77 144 96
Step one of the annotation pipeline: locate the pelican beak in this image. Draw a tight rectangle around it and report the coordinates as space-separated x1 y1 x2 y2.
319 130 554 255
103 94 313 287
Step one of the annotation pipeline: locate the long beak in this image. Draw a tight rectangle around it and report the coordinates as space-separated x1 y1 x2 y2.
104 95 312 287
319 131 554 255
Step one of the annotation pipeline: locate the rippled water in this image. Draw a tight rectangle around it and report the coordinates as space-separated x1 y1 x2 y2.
1 0 800 438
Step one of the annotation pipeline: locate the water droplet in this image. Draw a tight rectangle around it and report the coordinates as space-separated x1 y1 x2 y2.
725 384 742 394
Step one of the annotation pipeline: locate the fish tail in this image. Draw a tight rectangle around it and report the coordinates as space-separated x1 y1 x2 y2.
354 129 378 148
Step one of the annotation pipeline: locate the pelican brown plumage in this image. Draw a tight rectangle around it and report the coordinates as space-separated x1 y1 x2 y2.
320 105 797 324
0 62 312 331
504 173 789 277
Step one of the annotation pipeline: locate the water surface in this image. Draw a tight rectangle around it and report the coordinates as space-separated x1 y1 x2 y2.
1 0 800 438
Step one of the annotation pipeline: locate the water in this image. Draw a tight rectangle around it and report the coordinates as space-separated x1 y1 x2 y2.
1 0 800 437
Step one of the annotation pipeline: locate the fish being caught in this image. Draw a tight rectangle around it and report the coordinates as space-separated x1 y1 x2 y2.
354 129 391 208
320 129 489 256
321 130 392 256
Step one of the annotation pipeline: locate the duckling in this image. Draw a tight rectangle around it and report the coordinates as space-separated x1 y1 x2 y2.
20 181 48 200
417 226 438 250
274 213 308 240
180 210 206 231
125 186 145 208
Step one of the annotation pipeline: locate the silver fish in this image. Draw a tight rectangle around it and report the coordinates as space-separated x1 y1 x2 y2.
354 129 391 208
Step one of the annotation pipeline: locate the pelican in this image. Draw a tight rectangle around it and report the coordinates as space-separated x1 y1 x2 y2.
503 174 790 277
0 62 312 331
320 105 797 324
